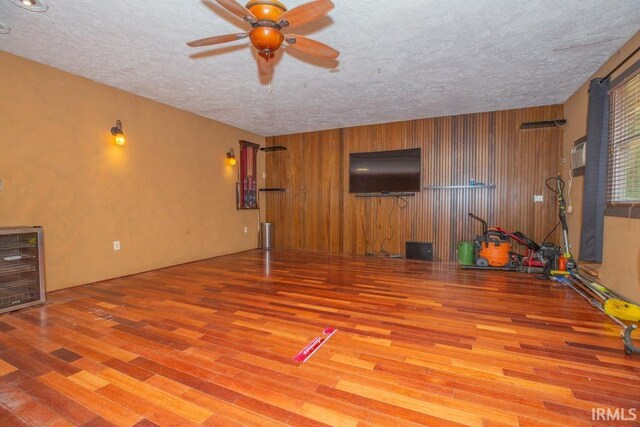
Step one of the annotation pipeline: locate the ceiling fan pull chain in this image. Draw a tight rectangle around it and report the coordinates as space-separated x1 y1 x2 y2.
268 53 273 93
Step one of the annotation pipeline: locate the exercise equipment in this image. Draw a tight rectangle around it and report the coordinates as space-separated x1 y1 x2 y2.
565 271 640 355
605 299 640 322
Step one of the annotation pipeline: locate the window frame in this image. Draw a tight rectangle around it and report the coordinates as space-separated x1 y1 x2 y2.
605 59 640 219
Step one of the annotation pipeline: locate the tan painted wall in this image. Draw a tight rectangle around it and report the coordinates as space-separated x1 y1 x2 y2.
562 32 640 302
0 52 265 292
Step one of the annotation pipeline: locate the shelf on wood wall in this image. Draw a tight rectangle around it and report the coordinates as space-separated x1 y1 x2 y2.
425 184 496 190
260 147 287 194
354 192 416 198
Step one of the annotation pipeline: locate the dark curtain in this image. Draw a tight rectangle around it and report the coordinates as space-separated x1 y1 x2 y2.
579 78 610 263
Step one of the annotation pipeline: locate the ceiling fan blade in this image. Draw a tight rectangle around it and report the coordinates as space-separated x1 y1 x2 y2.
285 34 339 59
278 0 334 29
214 0 257 24
187 33 248 47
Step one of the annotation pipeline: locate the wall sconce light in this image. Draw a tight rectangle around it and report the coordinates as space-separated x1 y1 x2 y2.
111 120 126 146
227 148 237 166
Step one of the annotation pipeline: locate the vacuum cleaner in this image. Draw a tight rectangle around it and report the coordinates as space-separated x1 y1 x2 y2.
467 213 513 268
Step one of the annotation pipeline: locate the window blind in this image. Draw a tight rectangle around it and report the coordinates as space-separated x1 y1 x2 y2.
608 71 640 205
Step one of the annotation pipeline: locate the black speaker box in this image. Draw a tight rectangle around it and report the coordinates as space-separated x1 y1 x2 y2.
405 242 433 261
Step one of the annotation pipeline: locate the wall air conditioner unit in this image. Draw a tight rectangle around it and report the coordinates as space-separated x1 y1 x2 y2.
571 141 586 170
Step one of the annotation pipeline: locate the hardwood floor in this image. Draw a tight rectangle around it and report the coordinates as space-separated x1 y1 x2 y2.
0 250 638 426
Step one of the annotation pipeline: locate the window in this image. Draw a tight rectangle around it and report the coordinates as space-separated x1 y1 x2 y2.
608 69 640 208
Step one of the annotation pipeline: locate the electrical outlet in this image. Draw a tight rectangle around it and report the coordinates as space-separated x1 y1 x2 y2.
262 172 266 179
534 195 544 203
113 240 121 251
243 226 248 234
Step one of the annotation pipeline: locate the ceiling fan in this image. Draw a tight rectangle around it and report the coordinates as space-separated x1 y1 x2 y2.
187 0 339 78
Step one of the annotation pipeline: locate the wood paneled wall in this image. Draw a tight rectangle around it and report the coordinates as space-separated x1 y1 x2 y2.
264 105 563 261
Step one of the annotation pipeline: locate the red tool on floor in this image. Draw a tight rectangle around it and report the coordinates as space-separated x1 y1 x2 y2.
293 327 337 363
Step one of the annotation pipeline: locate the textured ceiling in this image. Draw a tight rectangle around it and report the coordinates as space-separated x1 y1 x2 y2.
1 0 639 136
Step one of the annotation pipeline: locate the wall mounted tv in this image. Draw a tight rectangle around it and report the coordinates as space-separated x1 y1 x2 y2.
349 148 421 194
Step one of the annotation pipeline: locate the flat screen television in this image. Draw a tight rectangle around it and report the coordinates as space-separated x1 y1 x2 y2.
349 148 421 194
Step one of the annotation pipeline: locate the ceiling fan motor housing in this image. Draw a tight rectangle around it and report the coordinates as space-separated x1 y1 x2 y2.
246 0 287 53
246 0 287 21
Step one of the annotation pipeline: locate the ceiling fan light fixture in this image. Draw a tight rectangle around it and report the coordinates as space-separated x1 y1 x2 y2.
11 0 48 12
250 26 284 53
